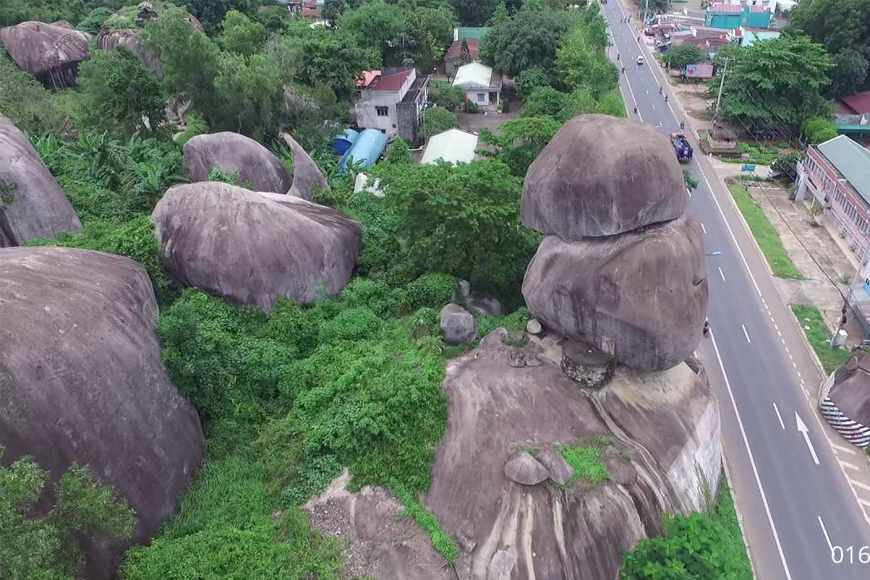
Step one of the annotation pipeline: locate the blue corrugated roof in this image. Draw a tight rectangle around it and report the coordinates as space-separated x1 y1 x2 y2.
338 129 388 171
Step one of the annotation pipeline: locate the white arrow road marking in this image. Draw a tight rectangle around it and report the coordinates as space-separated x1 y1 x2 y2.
773 403 785 429
796 413 820 465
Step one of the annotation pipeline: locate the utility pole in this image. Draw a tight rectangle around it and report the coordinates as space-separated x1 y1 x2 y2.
714 57 730 120
643 0 649 24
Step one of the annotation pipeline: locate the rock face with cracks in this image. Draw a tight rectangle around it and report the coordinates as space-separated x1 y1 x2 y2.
0 116 82 246
522 115 687 239
306 332 721 579
152 182 361 312
183 132 293 193
0 247 204 580
281 132 329 201
523 216 708 371
0 21 91 87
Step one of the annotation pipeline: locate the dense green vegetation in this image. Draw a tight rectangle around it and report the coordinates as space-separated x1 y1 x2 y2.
790 304 853 375
728 181 803 280
621 479 753 580
0 449 136 580
555 437 611 489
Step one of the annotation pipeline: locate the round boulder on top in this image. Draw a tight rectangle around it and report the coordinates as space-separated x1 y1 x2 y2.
522 215 708 371
0 21 91 87
152 182 362 312
522 114 687 239
184 132 293 194
0 246 204 580
0 116 82 246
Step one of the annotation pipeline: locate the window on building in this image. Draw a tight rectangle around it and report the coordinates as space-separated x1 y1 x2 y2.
477 93 485 103
376 106 389 117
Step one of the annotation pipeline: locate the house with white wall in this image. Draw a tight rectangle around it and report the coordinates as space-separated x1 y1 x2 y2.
453 62 502 111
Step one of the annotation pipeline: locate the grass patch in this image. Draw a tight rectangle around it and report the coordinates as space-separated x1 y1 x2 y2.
719 142 780 165
709 479 754 580
790 304 852 374
392 484 458 563
555 436 612 489
728 181 803 280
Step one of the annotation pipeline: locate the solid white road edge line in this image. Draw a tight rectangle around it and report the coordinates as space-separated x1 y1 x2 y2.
818 516 834 552
710 330 794 580
773 403 785 430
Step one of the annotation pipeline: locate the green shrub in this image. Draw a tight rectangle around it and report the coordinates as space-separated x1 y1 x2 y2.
772 152 800 182
76 7 113 34
555 438 611 488
802 116 838 144
319 306 383 342
393 273 458 314
174 112 208 147
392 484 458 563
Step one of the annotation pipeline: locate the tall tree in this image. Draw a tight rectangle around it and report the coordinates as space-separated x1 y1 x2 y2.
479 116 560 176
216 9 265 56
480 5 573 77
77 47 167 136
338 0 404 58
789 0 870 62
181 0 257 36
459 39 474 65
450 0 498 26
662 44 705 70
710 35 833 127
828 48 869 98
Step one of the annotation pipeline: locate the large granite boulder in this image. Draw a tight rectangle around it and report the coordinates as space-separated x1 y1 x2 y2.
305 332 721 579
0 21 90 87
0 247 204 580
522 114 687 239
822 351 870 447
522 216 707 371
183 132 293 193
152 182 362 312
282 132 329 201
0 116 82 246
440 303 478 344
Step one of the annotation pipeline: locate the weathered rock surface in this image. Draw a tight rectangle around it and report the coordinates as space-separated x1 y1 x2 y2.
829 351 870 427
440 304 479 344
0 116 82 246
522 114 687 239
0 21 90 86
504 451 549 485
281 132 329 201
523 216 708 371
0 247 204 580
184 132 293 193
306 333 721 579
152 182 362 312
466 292 502 317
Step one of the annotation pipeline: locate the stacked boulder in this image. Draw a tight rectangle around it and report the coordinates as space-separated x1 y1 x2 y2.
0 21 91 87
0 246 204 579
820 350 870 448
152 182 362 312
184 132 294 194
0 116 82 246
522 115 708 373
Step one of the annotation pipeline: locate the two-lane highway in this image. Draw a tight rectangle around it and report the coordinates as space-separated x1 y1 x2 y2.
601 2 870 578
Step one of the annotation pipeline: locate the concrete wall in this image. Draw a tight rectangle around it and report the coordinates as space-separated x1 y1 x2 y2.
355 90 399 135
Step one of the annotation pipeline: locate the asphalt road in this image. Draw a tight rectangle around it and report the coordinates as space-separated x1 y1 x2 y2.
601 2 870 578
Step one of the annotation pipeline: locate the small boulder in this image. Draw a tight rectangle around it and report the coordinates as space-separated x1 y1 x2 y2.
0 21 91 87
522 114 687 239
0 116 82 246
440 303 478 344
537 447 574 485
281 132 329 201
152 182 361 312
184 132 293 193
466 292 502 317
523 216 708 371
526 318 543 335
503 451 549 485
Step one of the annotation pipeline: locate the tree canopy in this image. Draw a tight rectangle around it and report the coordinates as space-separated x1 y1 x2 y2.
480 4 573 77
710 35 833 128
663 44 705 70
420 107 459 137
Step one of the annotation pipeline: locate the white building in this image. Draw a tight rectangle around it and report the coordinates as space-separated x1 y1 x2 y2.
355 68 429 143
453 62 502 111
421 129 478 165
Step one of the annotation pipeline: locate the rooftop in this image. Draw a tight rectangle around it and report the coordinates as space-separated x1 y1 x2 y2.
445 38 480 61
455 27 489 41
453 62 501 90
817 135 870 206
839 92 870 116
367 69 413 92
401 76 428 104
421 129 478 165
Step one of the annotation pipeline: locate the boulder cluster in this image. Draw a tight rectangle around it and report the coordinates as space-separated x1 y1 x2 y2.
522 115 708 372
0 116 82 246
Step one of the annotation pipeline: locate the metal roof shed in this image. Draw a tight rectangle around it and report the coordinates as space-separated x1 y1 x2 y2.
421 129 479 165
338 129 388 171
818 135 870 206
453 62 494 90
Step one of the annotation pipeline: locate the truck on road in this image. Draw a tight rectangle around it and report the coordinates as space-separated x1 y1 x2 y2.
670 132 693 162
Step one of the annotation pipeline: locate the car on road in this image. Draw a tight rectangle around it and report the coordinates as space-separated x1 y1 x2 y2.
636 55 644 65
